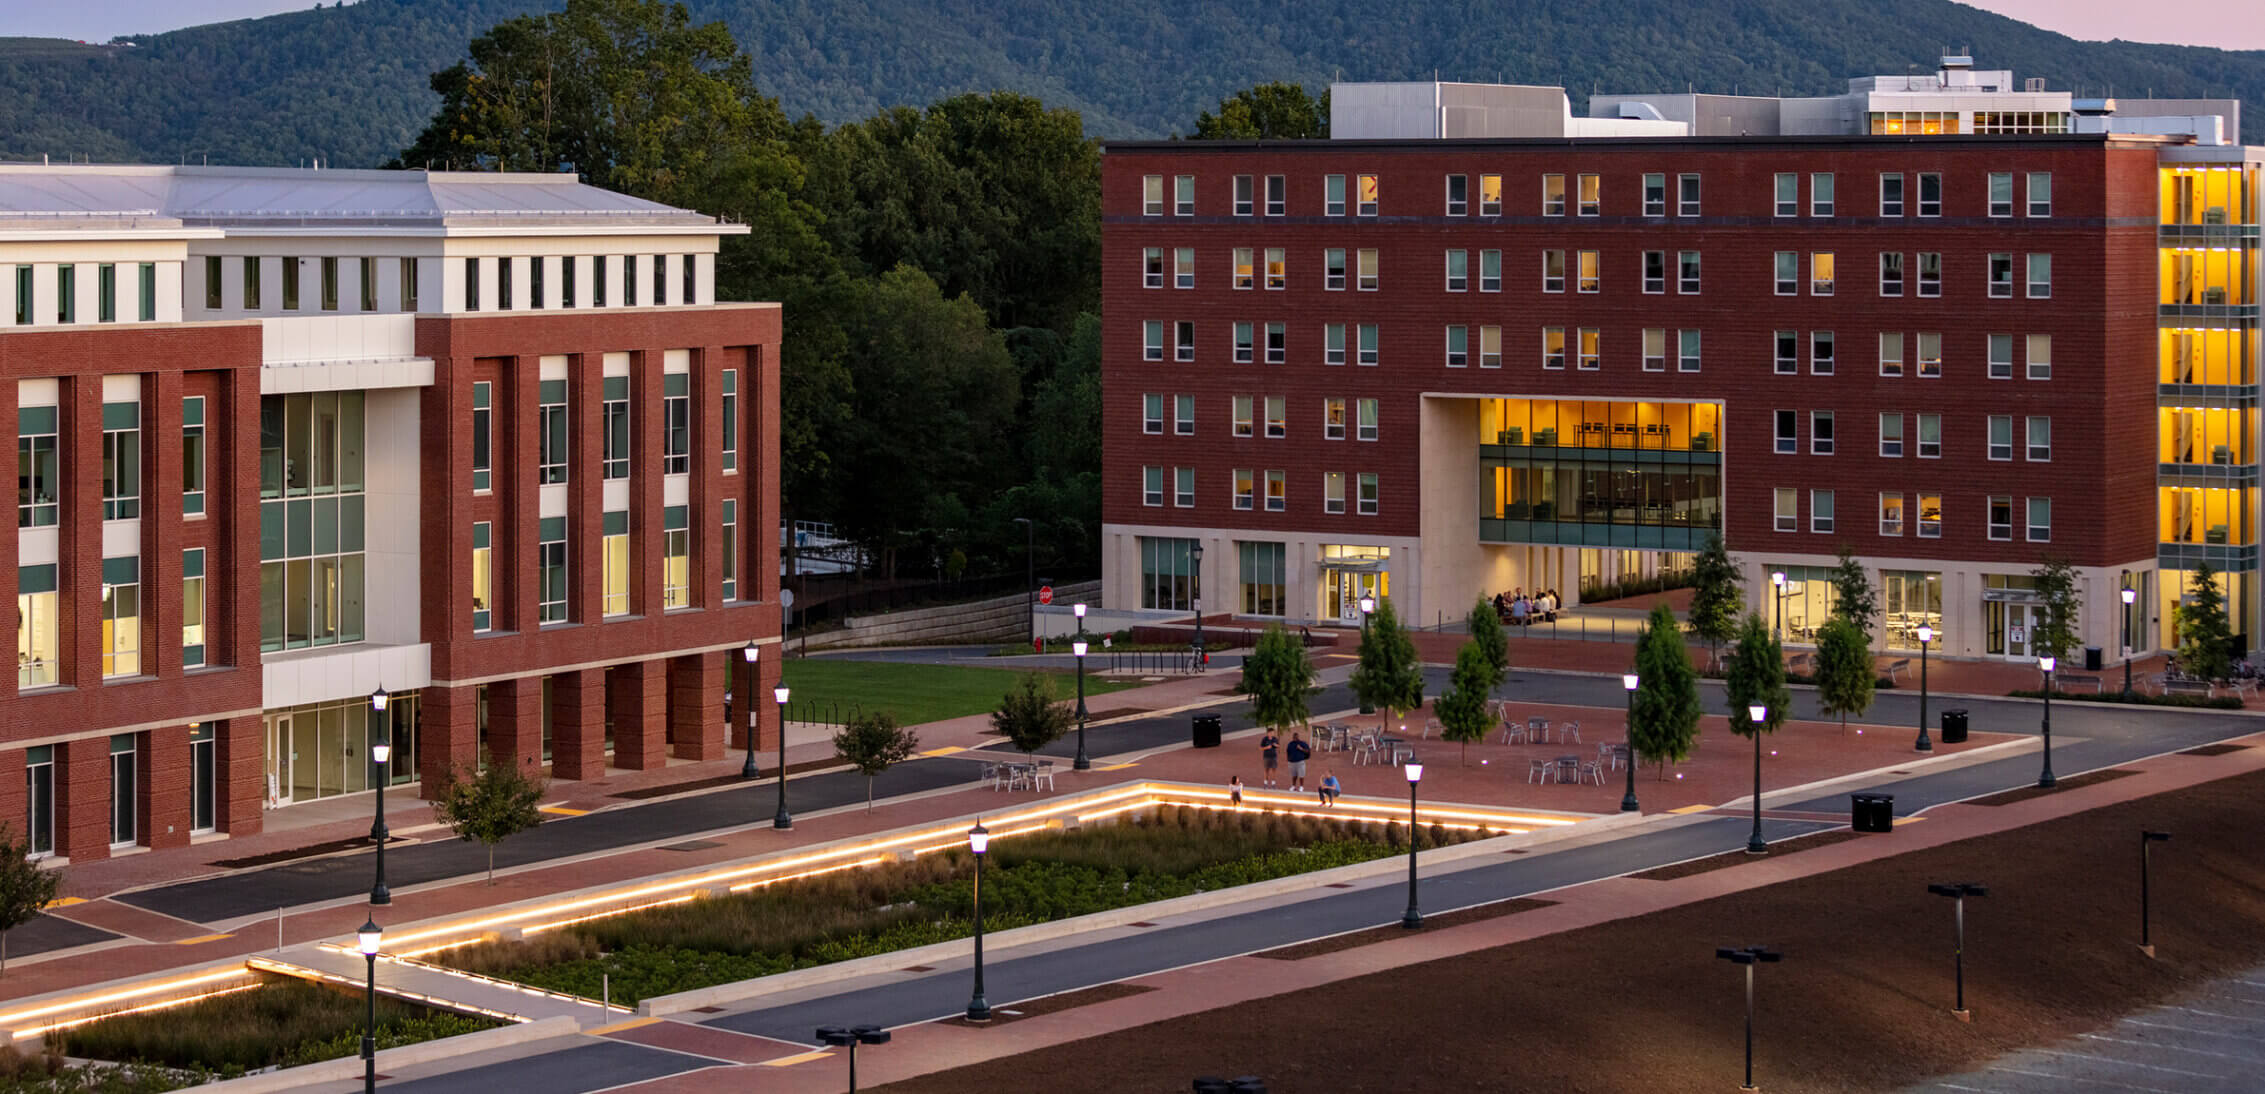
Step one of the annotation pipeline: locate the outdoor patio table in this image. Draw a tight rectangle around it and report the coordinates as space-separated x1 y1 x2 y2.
1553 755 1581 784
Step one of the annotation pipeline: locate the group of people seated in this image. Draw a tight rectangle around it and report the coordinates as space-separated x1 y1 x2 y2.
1493 588 1561 626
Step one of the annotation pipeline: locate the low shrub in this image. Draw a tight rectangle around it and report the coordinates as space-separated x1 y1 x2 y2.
2005 688 2243 709
56 979 497 1074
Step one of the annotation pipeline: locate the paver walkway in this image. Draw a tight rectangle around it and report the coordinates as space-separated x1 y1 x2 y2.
1908 963 2265 1094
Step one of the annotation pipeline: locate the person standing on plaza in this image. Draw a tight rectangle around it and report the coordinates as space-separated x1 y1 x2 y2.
1285 731 1312 791
1259 728 1280 787
1229 774 1244 806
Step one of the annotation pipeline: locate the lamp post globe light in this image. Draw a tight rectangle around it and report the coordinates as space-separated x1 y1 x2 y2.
1401 758 1424 930
368 686 391 906
356 919 383 1094
966 821 992 1022
1072 603 1091 771
1357 595 1377 714
740 640 760 780
2121 585 2138 699
815 1025 891 1093
1769 571 1786 643
2037 655 2057 789
1745 704 1769 855
1913 624 1935 753
1189 543 1206 671
774 685 793 828
1620 673 1640 813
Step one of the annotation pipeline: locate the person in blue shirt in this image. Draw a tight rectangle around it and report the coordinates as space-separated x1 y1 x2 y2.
1318 770 1342 807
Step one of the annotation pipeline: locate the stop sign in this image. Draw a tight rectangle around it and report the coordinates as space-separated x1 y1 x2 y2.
1038 585 1054 605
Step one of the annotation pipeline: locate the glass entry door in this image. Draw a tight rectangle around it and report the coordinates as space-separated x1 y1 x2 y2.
1324 568 1385 624
1985 601 2038 659
265 714 294 806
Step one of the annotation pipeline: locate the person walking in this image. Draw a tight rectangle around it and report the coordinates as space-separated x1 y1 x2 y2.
1285 731 1312 791
1259 729 1280 787
1318 770 1342 807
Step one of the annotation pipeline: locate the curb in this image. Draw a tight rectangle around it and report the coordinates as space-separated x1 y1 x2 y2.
185 1015 577 1094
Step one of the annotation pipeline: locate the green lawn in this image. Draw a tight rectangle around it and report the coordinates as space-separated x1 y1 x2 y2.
779 659 1141 726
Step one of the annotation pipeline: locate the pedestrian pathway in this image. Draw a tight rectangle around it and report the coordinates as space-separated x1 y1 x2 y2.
1907 963 2265 1093
251 945 623 1027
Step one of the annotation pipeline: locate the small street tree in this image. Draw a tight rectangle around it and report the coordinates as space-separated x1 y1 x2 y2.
1724 613 1792 736
0 823 59 975
1688 533 1745 671
833 711 921 811
1630 603 1703 778
1814 616 1875 734
1239 624 1318 735
1466 598 1509 694
2178 562 2234 682
1348 598 1424 728
1435 641 1495 764
991 672 1073 756
432 753 547 885
1828 546 1879 637
2029 556 2082 666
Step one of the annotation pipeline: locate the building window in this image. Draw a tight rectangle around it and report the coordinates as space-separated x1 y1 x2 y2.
1175 175 1195 216
1357 398 1378 441
110 735 136 846
2027 334 2052 381
242 257 262 310
1988 496 2013 540
1880 252 1904 296
594 254 609 306
1357 248 1378 291
1643 172 1666 216
182 396 206 516
1917 172 1941 216
1918 493 1942 538
1679 250 1701 293
1445 173 1467 216
1170 392 1193 435
531 256 546 309
1774 409 1797 454
1774 252 1796 295
1578 327 1600 371
1811 172 1834 216
539 379 569 484
1265 395 1286 438
662 506 691 609
1138 537 1197 611
471 381 492 491
1325 323 1345 365
1774 487 1798 532
2027 416 2052 461
1143 466 1163 506
1918 252 1942 297
1543 327 1566 370
57 264 74 323
2027 254 2052 298
1143 175 1164 216
1323 471 1346 514
1480 249 1501 292
1175 466 1196 508
1917 332 1942 377
1356 173 1378 216
1989 253 2014 298
1474 173 1501 216
1325 248 1345 290
1357 324 1379 366
1265 469 1286 511
1144 320 1163 361
1577 249 1600 293
136 263 154 320
318 256 339 312
663 373 691 474
471 521 492 632
1880 413 1904 457
1325 398 1346 440
1543 249 1565 293
1642 328 1666 372
1811 490 1835 534
1917 413 1941 458
1879 332 1904 376
102 401 140 520
1811 411 1834 455
400 257 418 310
721 369 739 471
1774 173 1798 217
1678 329 1702 372
1989 334 2014 380
97 264 117 322
1143 393 1163 434
1233 175 1253 216
101 557 140 678
1774 331 1798 376
1480 325 1502 369
204 256 223 310
1678 173 1701 216
1577 173 1600 216
257 392 368 650
720 498 738 602
1879 493 1905 537
1810 252 1834 295
1543 173 1566 216
1233 322 1254 364
1265 175 1285 216
1233 468 1254 510
460 256 476 311
1445 249 1467 292
1325 174 1346 216
1233 395 1254 437
1175 321 1195 362
1234 247 1254 290
1357 472 1379 515
1445 325 1468 367
602 376 631 480
181 548 207 668
18 405 58 528
2030 498 2056 542
17 565 58 688
2027 172 2052 217
23 744 51 850
1644 251 1665 294
562 256 577 307
1174 247 1194 289
1811 331 1835 375
1989 172 2014 217
539 517 569 623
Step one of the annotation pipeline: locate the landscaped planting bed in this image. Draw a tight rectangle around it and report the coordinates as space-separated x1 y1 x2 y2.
437 805 1492 1005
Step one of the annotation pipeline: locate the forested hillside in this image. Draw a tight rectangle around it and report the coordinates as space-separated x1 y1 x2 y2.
2 0 2261 167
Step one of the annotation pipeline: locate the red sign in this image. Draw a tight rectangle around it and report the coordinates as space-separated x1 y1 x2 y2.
1038 585 1055 605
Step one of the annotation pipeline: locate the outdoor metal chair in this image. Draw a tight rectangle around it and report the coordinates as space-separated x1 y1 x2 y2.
1501 718 1527 746
1558 720 1582 744
1526 758 1551 783
1032 761 1056 792
1580 760 1606 786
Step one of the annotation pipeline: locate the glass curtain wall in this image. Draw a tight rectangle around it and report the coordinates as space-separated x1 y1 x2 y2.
259 392 367 651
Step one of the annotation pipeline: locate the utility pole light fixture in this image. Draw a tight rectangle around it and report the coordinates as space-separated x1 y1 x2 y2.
1620 673 1640 813
966 820 992 1022
740 641 760 780
1913 624 1934 753
1745 704 1769 855
815 1025 891 1092
773 684 793 828
1189 543 1206 670
357 919 383 1094
367 685 392 906
2037 655 2057 788
1357 594 1378 714
1401 759 1424 930
2120 585 2138 699
1073 603 1091 771
1769 571 1786 643
2140 830 2172 957
1927 882 1989 1020
1716 944 1782 1093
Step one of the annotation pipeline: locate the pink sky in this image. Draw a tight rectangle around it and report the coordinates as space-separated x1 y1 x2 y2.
1967 0 2265 51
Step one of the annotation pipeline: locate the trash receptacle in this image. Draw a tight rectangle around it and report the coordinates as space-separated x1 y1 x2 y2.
1228 1080 1268 1094
1192 1079 1230 1094
1940 708 1969 744
1192 713 1223 749
1851 793 1894 833
2085 646 2104 671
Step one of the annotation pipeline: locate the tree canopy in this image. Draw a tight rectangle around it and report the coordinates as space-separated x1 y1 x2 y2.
1629 604 1703 777
992 673 1073 756
1435 641 1494 764
1239 624 1318 734
1814 616 1875 733
1724 614 1791 737
2177 563 2234 682
1687 534 1744 670
1190 82 1329 139
1349 599 1424 721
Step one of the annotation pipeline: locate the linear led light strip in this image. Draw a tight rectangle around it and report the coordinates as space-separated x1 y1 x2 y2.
1172 786 1577 829
249 957 524 1025
7 981 265 1040
316 945 608 1009
0 966 255 1031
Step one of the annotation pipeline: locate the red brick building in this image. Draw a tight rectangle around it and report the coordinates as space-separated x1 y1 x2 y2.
1101 68 2261 666
0 165 780 862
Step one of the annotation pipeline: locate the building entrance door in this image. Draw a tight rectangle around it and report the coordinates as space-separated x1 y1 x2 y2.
1324 568 1384 624
265 714 294 806
1985 601 2038 659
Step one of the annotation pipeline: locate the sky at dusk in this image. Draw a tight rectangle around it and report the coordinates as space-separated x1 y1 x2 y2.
0 0 2260 52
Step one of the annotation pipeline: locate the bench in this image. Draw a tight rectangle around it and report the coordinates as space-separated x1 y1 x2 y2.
1883 658 1913 683
2163 678 2215 698
2053 674 2103 693
1786 652 1815 674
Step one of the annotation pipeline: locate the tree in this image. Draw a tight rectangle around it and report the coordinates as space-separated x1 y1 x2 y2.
1348 598 1424 726
1435 642 1495 764
0 823 58 975
1828 546 1878 637
1814 616 1875 734
1724 613 1792 736
1630 604 1703 778
1688 533 1745 671
1238 624 1318 734
1466 598 1509 695
991 672 1073 756
834 711 921 811
2177 563 2234 683
2029 556 2082 665
431 753 547 885
1191 82 1330 140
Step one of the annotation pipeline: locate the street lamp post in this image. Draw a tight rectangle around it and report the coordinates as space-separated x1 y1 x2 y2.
740 641 760 779
357 919 383 1094
1745 704 1769 855
815 1025 891 1093
2121 585 2139 699
773 685 793 828
966 821 991 1022
368 686 391 906
1913 624 1935 753
1715 945 1782 1093
1073 604 1091 771
1620 673 1640 813
1769 571 1786 644
1011 517 1034 649
1357 595 1377 714
2140 830 2172 958
1401 759 1424 929
1189 543 1206 671
2037 655 2058 788
1927 882 1988 1019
